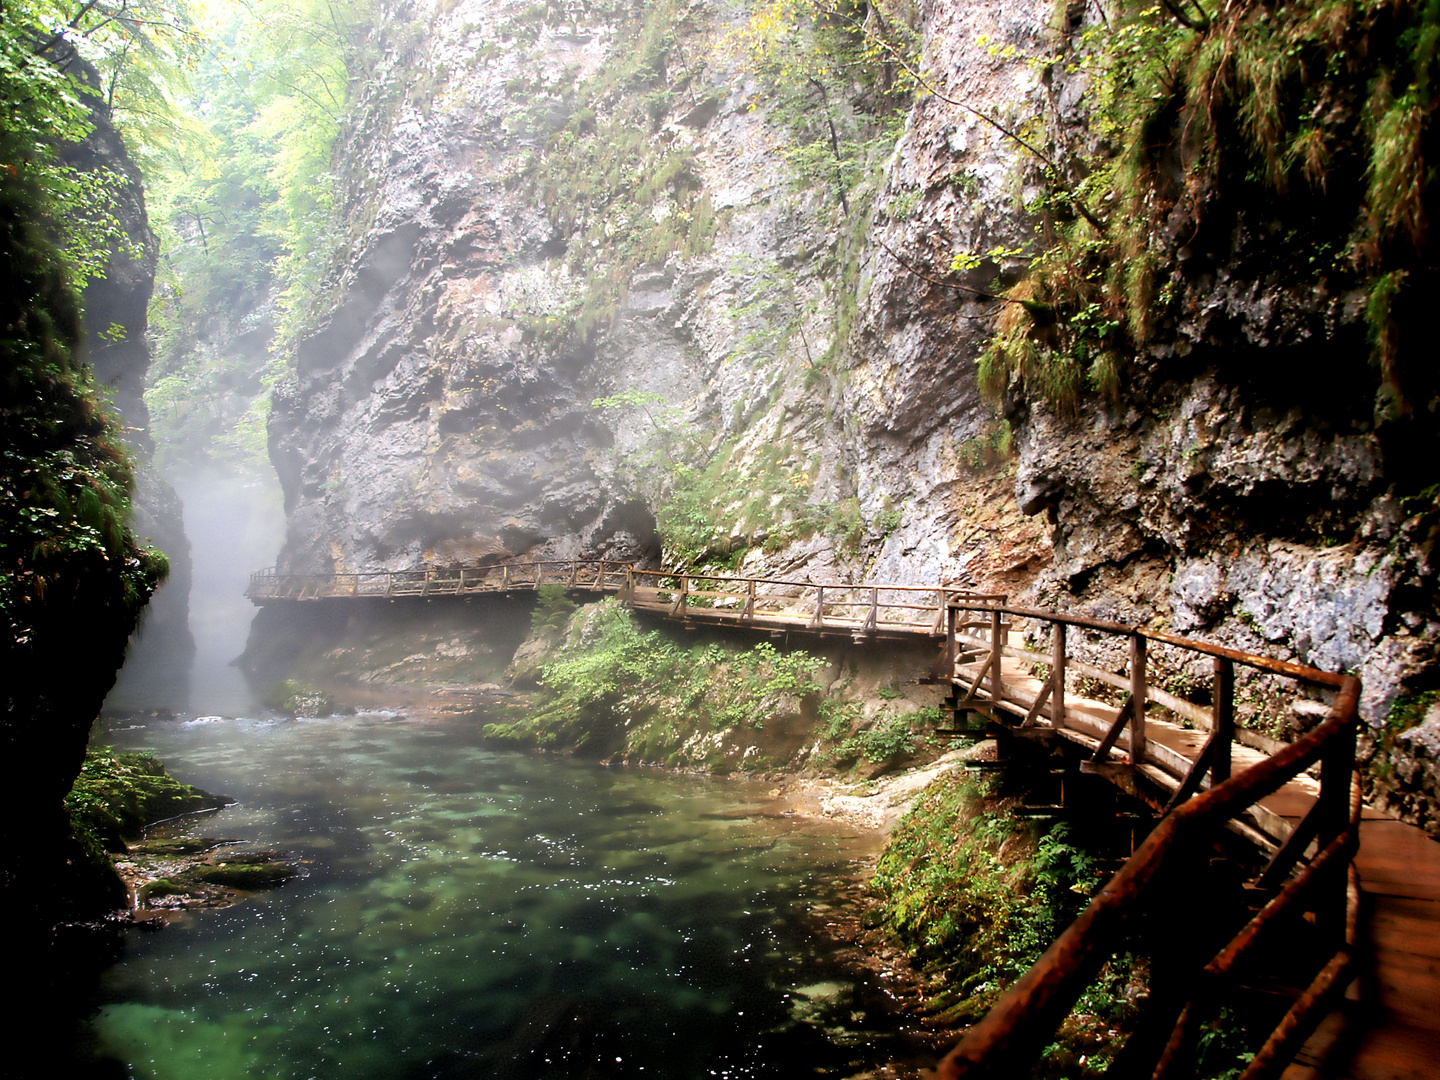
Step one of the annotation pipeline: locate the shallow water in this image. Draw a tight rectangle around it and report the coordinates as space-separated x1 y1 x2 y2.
85 711 913 1079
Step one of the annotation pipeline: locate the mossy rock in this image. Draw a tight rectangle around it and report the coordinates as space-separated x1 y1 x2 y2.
191 861 298 889
66 748 230 852
130 837 230 857
265 679 335 716
138 879 190 903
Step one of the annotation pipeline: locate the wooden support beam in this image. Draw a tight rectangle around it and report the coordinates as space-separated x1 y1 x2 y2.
1130 635 1148 767
932 589 948 636
1021 674 1054 728
670 576 689 617
990 609 1004 700
1161 732 1219 816
809 586 825 629
865 587 878 632
742 578 755 621
1051 622 1066 728
1213 657 1234 785
1090 692 1134 763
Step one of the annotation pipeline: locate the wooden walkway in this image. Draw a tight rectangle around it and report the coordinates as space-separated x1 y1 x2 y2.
247 558 1440 1077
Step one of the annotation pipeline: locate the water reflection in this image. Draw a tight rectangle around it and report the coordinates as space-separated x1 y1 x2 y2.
89 712 907 1079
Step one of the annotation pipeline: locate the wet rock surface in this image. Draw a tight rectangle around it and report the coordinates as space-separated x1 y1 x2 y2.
117 836 301 921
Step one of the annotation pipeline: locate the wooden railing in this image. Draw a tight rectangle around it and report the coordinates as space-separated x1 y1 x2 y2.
931 597 1361 1080
623 567 1006 636
246 559 631 601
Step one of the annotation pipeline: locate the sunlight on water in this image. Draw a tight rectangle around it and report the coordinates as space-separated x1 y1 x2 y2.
89 712 901 1079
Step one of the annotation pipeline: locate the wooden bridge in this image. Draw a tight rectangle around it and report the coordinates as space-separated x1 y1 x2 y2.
248 558 1439 1078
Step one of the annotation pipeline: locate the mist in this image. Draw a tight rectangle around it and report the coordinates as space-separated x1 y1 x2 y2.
106 465 285 716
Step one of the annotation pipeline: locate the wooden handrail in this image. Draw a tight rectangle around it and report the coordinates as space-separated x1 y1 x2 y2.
957 601 1348 687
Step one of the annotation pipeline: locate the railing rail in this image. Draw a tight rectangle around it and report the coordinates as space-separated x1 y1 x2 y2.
626 566 1005 634
247 560 1009 638
246 559 632 601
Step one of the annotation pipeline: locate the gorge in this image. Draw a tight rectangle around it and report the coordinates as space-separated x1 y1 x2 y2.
3 0 1438 1077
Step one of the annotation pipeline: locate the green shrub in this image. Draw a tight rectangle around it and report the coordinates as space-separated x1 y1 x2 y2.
531 583 578 634
483 601 829 765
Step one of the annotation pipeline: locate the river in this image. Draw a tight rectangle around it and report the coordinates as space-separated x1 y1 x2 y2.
82 709 915 1078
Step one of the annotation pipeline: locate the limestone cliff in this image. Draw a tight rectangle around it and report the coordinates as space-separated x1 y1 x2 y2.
260 0 1439 826
60 57 193 696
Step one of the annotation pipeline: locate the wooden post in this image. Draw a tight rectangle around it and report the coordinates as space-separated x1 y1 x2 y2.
569 560 579 587
501 564 510 590
1212 657 1234 785
352 575 359 597
865 587 879 632
671 575 689 617
385 571 393 597
742 578 755 621
1317 716 1358 940
422 571 431 597
932 589 948 635
1130 635 1147 765
990 608 1004 699
810 586 825 629
945 604 957 673
1051 621 1066 728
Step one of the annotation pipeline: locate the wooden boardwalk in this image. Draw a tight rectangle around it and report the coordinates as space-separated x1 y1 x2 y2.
247 558 1440 1077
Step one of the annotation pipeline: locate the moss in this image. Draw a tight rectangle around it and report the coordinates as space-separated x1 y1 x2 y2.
191 861 297 889
872 771 1145 1073
65 746 227 854
138 878 190 903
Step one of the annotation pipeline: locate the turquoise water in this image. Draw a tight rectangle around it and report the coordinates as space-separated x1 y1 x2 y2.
86 711 914 1078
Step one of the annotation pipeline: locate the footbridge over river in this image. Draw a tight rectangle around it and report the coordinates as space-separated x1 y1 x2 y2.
248 558 1439 1079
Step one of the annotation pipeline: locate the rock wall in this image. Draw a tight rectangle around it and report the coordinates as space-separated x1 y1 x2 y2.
261 0 1439 826
1 52 170 926
60 58 193 694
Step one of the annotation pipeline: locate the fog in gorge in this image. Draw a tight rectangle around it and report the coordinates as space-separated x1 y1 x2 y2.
106 468 285 716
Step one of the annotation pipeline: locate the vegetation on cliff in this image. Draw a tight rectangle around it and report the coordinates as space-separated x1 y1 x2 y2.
2 1 181 920
144 0 380 472
981 0 1439 424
